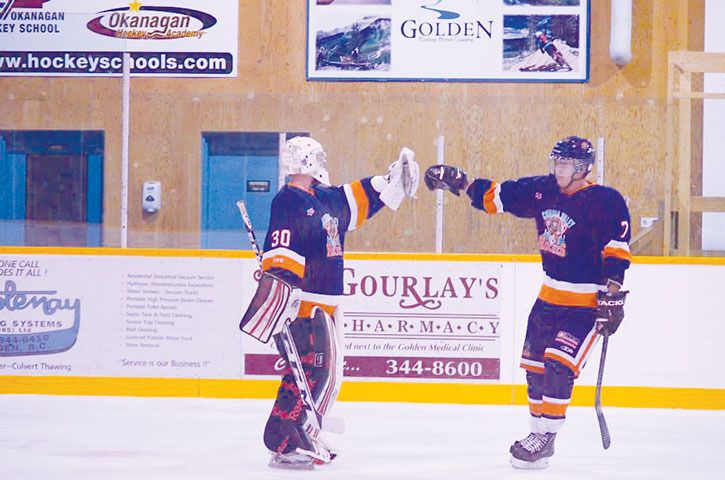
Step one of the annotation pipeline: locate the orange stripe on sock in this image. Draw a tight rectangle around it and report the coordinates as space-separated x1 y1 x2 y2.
542 400 569 418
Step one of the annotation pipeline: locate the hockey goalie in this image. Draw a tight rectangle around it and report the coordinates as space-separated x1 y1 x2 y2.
240 135 419 470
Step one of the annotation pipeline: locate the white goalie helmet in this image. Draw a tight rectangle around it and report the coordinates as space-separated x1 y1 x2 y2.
280 136 330 186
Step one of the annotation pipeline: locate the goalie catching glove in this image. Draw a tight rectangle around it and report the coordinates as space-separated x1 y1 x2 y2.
240 271 301 344
424 164 469 196
376 147 419 211
596 289 628 336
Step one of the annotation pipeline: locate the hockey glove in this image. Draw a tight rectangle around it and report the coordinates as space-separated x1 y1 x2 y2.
596 290 628 336
424 164 469 196
379 147 420 210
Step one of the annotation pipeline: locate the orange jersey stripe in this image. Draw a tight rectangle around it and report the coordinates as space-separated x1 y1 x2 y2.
544 351 579 375
298 300 337 318
603 246 632 261
262 255 305 278
350 180 369 230
483 182 499 214
538 284 597 308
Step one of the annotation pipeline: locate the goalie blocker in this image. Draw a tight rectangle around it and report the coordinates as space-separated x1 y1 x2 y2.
240 271 301 344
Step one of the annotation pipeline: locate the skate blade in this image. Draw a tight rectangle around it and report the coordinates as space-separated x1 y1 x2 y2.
268 456 314 470
510 456 549 470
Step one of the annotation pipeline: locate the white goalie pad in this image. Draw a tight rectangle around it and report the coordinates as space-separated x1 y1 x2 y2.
239 272 301 344
379 147 419 211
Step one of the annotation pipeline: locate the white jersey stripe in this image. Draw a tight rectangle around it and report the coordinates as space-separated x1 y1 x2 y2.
605 239 630 251
493 183 504 213
543 274 602 293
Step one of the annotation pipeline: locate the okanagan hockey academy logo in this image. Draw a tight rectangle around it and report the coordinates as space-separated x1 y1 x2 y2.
538 209 575 257
0 0 49 21
321 213 342 258
87 1 218 40
0 280 81 357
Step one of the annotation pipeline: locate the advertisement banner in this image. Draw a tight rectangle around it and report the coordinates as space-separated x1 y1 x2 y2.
0 0 238 76
307 0 589 82
243 260 504 382
0 253 248 377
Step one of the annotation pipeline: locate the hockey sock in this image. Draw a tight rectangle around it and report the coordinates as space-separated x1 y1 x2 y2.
540 359 574 433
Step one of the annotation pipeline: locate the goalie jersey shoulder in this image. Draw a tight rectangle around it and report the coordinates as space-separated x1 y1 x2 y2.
261 184 353 295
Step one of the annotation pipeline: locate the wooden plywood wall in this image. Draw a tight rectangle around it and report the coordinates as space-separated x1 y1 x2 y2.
0 0 706 253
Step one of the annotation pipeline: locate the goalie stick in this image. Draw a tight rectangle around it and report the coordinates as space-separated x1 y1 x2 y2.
594 332 611 449
236 200 344 435
401 148 413 197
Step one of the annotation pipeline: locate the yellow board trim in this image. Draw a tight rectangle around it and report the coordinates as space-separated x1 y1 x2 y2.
1 377 723 410
1 246 723 265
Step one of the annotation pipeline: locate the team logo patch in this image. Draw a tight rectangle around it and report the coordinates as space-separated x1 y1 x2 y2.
306 208 315 217
538 209 576 257
321 213 342 257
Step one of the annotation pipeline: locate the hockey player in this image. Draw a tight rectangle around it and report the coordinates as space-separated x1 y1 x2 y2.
424 136 631 469
240 136 419 470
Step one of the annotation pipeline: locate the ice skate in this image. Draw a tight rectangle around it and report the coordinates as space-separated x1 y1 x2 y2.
268 450 315 470
313 431 338 464
509 432 556 470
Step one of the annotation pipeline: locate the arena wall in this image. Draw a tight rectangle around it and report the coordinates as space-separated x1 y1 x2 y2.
0 1 708 252
1 247 722 410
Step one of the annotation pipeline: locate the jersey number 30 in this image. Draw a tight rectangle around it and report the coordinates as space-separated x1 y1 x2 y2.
270 229 291 248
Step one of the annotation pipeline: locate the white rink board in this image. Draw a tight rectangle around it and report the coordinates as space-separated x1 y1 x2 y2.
0 251 722 390
0 253 251 378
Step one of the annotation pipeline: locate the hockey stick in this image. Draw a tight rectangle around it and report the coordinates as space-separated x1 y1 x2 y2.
594 332 611 449
236 200 343 435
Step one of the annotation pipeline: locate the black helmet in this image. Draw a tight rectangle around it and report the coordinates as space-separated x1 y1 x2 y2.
549 136 594 176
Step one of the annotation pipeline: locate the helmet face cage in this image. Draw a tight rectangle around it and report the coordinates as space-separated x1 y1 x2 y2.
548 136 594 177
281 136 330 185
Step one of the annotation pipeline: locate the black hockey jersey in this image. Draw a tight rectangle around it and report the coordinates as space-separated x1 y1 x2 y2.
262 178 384 317
467 175 631 308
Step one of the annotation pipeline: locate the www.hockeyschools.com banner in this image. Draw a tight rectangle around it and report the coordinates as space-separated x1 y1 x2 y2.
307 0 590 82
0 0 238 76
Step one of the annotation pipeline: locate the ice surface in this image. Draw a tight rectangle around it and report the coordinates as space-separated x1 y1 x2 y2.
0 395 723 479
